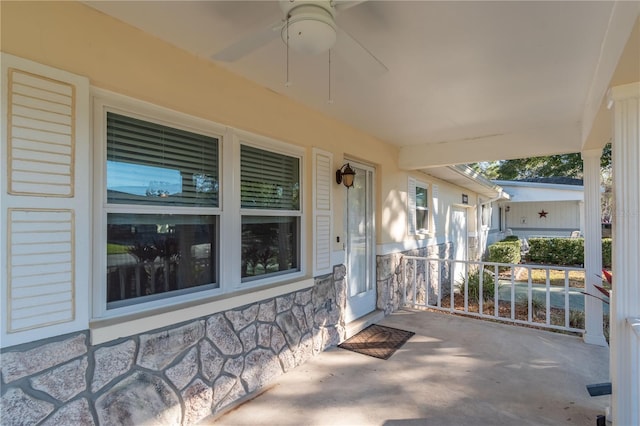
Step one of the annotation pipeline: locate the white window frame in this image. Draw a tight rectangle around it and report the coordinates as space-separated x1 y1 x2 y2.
232 131 306 291
92 90 306 320
409 177 431 235
481 203 491 229
92 90 225 319
415 182 430 233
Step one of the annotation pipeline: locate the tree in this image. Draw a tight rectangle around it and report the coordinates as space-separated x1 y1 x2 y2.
468 144 611 181
470 153 584 180
468 144 612 220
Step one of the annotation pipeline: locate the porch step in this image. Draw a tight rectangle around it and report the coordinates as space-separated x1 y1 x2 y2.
344 310 385 340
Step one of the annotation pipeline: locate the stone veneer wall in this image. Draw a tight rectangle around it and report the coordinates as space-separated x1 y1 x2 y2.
377 242 454 313
0 266 347 425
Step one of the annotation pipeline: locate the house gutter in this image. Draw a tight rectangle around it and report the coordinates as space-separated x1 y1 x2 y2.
448 164 510 201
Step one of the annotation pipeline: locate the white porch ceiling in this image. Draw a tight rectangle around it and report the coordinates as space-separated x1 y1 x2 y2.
85 1 638 168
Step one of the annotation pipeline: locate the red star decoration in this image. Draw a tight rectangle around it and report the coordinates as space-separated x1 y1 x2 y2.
538 210 548 218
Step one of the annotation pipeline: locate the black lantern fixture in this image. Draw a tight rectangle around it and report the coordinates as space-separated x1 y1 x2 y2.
336 163 356 188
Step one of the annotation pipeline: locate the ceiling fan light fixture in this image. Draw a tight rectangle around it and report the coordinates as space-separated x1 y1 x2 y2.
282 5 337 55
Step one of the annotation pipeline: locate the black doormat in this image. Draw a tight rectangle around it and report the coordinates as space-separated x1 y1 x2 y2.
338 324 414 360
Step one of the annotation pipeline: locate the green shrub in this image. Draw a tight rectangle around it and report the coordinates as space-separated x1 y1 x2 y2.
602 238 612 268
527 238 583 265
526 237 611 267
489 236 610 268
462 269 497 302
488 241 521 264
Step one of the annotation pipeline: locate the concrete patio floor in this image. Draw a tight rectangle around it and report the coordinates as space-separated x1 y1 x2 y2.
209 309 609 426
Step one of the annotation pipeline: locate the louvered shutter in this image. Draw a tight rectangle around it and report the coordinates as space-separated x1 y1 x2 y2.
408 177 417 235
1 54 90 347
313 149 333 276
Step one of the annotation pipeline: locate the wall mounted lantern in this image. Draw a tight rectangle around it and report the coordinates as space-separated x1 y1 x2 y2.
336 163 356 188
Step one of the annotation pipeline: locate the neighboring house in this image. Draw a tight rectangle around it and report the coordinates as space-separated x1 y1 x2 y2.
488 178 585 243
0 5 503 424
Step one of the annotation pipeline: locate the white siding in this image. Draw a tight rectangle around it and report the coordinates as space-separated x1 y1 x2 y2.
505 201 582 239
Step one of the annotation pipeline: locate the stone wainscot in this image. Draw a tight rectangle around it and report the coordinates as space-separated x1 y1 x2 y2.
1 244 452 425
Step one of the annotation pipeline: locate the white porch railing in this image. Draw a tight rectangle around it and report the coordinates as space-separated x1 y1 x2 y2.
402 256 590 334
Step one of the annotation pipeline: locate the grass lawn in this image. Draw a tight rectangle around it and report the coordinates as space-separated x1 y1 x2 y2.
503 267 586 288
107 243 130 255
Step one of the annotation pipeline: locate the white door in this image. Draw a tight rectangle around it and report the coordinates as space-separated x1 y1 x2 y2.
345 162 376 323
451 207 468 285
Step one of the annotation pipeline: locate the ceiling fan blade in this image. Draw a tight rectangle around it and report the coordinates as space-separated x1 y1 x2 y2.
334 27 388 76
332 0 368 12
213 22 282 62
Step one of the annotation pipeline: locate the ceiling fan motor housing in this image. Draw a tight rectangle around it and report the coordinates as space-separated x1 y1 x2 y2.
280 1 337 55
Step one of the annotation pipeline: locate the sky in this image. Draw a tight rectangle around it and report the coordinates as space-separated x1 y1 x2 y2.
107 161 181 196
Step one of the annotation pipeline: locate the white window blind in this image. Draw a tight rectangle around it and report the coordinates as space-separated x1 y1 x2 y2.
241 145 300 210
106 112 219 207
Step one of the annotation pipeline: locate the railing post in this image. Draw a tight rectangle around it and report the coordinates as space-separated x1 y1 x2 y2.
401 257 406 306
479 263 484 315
412 258 417 306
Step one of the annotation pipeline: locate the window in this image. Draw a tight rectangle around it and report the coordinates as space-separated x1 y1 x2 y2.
104 112 219 309
415 185 429 232
240 144 301 281
94 94 306 319
481 204 491 228
409 177 430 235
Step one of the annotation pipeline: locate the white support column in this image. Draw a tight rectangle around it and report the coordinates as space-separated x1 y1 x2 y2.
582 149 607 346
609 81 640 426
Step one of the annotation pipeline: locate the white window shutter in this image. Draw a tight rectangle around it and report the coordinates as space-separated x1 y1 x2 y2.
408 177 417 235
312 149 333 276
1 54 90 347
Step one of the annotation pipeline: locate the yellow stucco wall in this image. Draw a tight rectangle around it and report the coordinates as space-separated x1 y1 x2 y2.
0 1 411 250
0 1 482 253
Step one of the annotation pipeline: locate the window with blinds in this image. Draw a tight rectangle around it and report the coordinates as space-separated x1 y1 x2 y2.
96 97 306 314
106 112 219 207
103 111 219 309
240 144 301 281
240 144 299 210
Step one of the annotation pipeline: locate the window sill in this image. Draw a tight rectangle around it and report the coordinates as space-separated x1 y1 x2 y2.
90 276 314 345
415 231 434 237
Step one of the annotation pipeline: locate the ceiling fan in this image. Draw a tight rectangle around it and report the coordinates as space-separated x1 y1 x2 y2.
212 0 388 76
